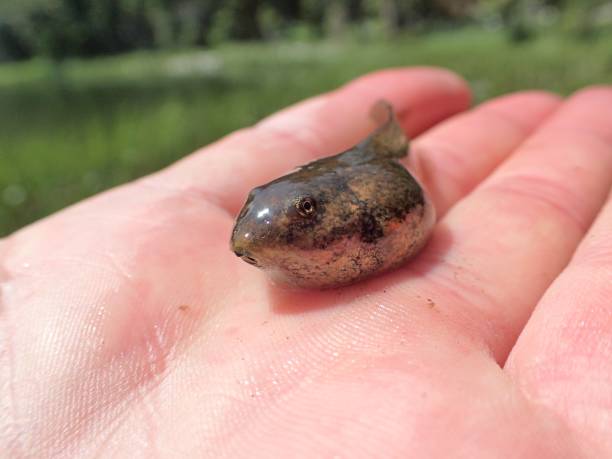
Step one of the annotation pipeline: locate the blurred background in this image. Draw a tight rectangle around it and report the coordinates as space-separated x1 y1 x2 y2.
1 0 611 236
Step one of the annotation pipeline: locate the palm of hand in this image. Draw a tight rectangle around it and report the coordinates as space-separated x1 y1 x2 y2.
2 68 612 458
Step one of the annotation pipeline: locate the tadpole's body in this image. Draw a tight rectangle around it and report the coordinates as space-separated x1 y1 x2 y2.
230 101 435 289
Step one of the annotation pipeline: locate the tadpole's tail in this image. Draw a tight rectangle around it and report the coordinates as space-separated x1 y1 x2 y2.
359 100 409 159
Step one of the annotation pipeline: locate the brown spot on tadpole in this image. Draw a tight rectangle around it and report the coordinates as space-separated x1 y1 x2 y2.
230 100 436 289
178 304 190 312
359 210 385 243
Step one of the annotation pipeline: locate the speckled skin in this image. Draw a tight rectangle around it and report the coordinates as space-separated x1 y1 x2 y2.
231 101 435 289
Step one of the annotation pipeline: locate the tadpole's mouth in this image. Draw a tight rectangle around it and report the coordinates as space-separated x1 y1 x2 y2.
233 249 260 267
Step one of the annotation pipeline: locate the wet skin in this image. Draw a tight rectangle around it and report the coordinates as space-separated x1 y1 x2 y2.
231 101 435 288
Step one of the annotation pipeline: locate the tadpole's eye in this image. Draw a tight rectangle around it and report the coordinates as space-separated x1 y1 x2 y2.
296 196 317 217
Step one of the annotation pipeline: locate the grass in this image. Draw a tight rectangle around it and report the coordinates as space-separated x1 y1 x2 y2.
1 27 611 236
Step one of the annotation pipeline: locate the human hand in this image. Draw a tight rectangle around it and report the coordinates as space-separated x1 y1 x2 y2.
2 68 611 458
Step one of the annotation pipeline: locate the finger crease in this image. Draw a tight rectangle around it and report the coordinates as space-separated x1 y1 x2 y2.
478 105 536 136
413 139 473 197
254 123 326 159
484 173 591 234
541 122 612 148
136 177 235 220
409 259 505 359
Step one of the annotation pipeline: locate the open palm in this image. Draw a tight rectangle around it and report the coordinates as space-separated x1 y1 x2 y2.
2 68 612 458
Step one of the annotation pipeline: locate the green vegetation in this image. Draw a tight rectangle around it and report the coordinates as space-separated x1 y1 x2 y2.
0 0 475 60
1 27 612 235
3 1 610 61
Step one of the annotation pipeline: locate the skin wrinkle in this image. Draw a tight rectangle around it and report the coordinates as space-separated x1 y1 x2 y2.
92 418 130 459
479 102 545 135
15 180 228 297
509 387 590 459
544 121 612 145
18 198 217 454
481 173 594 234
45 337 174 458
33 341 168 456
133 176 231 221
407 262 506 361
0 241 24 457
105 284 203 374
550 87 612 144
194 390 270 455
204 383 305 455
203 343 407 457
410 139 473 205
255 116 329 159
204 303 432 454
63 370 152 458
74 211 166 228
523 126 612 161
220 336 580 458
132 378 162 459
88 356 237 459
409 94 562 218
135 177 236 222
255 125 323 158
45 254 134 282
79 195 246 387
431 167 609 367
508 358 606 458
415 219 544 361
576 242 612 269
0 334 20 457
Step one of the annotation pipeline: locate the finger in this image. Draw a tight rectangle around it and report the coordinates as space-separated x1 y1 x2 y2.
408 86 612 362
155 67 471 214
409 90 561 217
505 189 612 452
